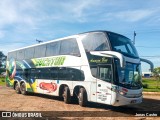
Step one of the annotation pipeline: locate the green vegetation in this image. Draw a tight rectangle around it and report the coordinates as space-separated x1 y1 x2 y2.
0 77 5 86
142 78 160 92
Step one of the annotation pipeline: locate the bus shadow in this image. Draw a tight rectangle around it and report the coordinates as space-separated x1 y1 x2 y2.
27 92 160 116
27 92 80 104
85 98 160 116
27 92 64 102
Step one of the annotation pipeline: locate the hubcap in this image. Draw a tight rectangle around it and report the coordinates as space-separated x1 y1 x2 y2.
78 92 82 103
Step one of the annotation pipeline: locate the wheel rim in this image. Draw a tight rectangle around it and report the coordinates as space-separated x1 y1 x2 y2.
63 89 66 100
78 92 82 103
15 84 19 92
21 83 25 92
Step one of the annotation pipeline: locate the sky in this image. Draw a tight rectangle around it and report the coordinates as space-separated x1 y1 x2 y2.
0 0 160 72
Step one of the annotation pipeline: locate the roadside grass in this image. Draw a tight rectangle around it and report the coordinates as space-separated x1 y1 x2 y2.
142 78 160 92
0 77 5 86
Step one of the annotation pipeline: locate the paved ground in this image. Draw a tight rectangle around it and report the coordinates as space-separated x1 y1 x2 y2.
0 86 159 120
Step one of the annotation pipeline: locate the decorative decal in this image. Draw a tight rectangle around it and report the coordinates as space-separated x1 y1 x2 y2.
8 58 16 80
32 56 66 67
16 61 26 70
39 82 57 93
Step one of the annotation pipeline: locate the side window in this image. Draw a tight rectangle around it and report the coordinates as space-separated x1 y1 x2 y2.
91 66 97 77
8 52 17 60
17 50 25 60
58 67 70 80
81 32 109 51
34 45 46 58
50 67 58 79
30 68 38 79
38 68 51 79
68 68 85 81
25 47 34 59
99 65 112 82
60 39 80 56
24 69 30 79
46 41 60 56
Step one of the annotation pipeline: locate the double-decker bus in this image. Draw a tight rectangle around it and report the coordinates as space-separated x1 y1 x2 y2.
6 30 149 106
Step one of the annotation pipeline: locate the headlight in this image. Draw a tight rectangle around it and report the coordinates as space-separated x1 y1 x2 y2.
119 91 127 96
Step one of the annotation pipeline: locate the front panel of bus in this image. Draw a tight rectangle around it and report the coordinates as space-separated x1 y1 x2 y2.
107 32 143 106
80 31 143 106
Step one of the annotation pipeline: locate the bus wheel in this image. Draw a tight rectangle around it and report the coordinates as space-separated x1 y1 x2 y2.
20 82 27 95
78 88 87 107
63 86 71 104
15 82 21 94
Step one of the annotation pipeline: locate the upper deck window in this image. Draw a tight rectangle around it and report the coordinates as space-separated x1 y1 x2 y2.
81 32 109 52
60 38 80 56
107 32 139 58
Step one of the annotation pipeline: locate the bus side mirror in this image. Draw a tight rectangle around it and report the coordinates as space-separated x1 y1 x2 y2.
140 58 154 72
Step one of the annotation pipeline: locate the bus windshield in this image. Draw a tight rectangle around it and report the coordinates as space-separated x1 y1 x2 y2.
107 32 139 58
118 63 142 89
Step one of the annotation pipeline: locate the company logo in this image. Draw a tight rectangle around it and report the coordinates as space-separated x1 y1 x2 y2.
39 82 57 93
32 56 66 67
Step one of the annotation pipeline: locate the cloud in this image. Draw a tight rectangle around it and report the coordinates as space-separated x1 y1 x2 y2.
116 9 156 22
0 30 5 39
0 0 40 28
101 9 158 22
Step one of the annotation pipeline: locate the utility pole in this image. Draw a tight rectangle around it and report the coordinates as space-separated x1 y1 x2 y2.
133 31 136 45
36 39 43 43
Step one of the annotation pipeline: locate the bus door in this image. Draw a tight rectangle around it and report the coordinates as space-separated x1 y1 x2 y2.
96 64 112 104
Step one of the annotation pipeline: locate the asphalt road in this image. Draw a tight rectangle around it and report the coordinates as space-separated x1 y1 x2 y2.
0 86 159 120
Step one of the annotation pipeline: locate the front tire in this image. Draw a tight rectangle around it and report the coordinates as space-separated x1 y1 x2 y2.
20 82 27 95
63 86 71 104
15 82 21 94
78 88 87 107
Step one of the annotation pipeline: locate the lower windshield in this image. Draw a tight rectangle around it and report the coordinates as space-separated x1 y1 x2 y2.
119 63 142 89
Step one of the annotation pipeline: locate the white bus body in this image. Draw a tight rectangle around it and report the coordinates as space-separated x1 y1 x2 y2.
6 31 144 106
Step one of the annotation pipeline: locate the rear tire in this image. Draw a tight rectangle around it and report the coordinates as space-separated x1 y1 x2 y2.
20 82 27 95
78 88 87 107
63 86 71 104
15 82 21 94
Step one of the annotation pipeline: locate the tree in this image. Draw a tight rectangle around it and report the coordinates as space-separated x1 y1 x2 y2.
153 67 160 88
0 51 7 68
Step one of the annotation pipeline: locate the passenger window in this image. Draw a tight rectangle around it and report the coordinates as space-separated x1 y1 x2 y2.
58 67 70 80
25 47 34 59
34 45 46 58
60 39 80 56
8 52 17 60
17 50 25 60
81 32 109 52
46 41 60 56
50 67 58 79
